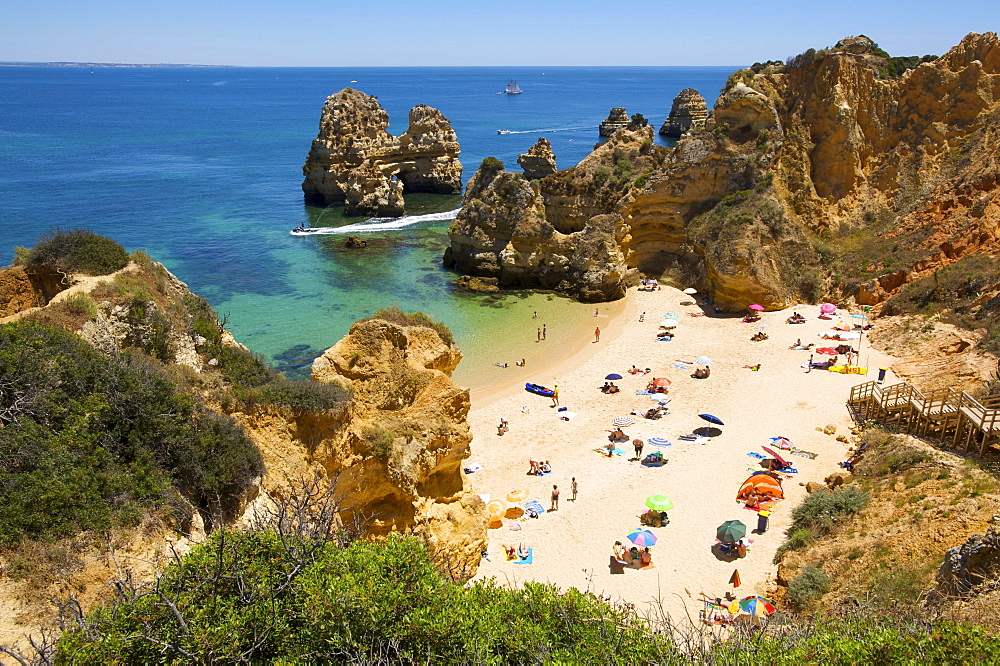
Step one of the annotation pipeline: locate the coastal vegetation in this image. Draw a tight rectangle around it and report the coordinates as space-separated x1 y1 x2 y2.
20 229 130 276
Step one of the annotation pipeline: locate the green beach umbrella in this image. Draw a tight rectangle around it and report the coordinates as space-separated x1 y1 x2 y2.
717 520 747 543
645 495 675 512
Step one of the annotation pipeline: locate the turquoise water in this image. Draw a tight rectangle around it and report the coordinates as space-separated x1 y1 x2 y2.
0 66 736 381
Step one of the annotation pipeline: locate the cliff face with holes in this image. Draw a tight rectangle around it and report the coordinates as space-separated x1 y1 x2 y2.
301 88 463 216
446 33 1000 313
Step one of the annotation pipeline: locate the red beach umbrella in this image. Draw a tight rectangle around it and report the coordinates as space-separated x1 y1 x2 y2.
651 377 671 388
730 569 741 588
762 446 790 469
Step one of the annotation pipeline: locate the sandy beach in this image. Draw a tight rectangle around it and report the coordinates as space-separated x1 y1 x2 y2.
465 286 898 623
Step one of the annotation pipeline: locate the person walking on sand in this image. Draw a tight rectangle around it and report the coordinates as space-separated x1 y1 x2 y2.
537 328 541 342
594 326 600 342
551 385 559 407
595 308 599 317
571 477 578 501
533 311 538 318
551 484 560 511
633 438 644 460
542 324 547 340
806 353 814 373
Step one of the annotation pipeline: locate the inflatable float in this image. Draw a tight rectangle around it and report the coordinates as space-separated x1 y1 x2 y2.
525 383 555 397
829 365 868 375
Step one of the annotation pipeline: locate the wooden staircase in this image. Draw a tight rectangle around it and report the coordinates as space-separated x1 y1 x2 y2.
848 381 1000 456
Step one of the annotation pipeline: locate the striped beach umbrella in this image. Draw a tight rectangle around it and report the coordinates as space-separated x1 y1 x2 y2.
613 416 636 427
506 489 528 502
648 437 671 447
693 355 713 366
736 595 777 616
486 499 507 517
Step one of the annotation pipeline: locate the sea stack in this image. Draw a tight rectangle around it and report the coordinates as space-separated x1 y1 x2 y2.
659 88 709 137
301 88 462 217
599 107 630 137
517 137 557 180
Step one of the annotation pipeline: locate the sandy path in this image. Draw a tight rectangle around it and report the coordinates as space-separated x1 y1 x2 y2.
464 287 897 622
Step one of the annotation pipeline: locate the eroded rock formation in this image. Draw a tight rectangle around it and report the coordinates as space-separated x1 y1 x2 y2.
659 88 709 137
301 88 462 217
599 107 630 137
287 316 488 574
0 264 68 318
517 137 557 180
447 32 1000 312
933 514 1000 600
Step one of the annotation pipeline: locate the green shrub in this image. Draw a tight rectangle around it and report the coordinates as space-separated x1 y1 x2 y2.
26 229 129 276
368 305 455 346
362 425 395 460
787 565 831 608
62 292 98 319
790 486 869 534
479 156 504 173
56 532 676 663
0 320 263 544
593 166 611 188
242 378 351 414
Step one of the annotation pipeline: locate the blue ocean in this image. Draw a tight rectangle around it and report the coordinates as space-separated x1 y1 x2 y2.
0 66 734 384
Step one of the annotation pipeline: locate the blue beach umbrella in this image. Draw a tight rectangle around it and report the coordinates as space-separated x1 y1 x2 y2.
699 414 724 426
627 529 658 547
606 373 623 380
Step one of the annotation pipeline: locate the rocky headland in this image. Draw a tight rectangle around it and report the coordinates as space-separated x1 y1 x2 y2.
447 33 1000 327
301 88 462 217
517 137 557 180
658 88 709 137
598 106 630 137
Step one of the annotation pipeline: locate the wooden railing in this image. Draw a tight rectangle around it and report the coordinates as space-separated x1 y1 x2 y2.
848 381 1000 456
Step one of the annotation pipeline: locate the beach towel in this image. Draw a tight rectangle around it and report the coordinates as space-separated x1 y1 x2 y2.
636 390 652 395
522 500 545 515
463 462 483 474
594 446 626 456
511 548 533 564
508 520 521 531
656 337 673 342
672 364 689 370
790 448 818 459
747 452 766 460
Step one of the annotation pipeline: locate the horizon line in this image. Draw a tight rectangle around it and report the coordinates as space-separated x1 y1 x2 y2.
0 61 746 69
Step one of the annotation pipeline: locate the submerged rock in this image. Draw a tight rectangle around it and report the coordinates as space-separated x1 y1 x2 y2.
301 88 462 217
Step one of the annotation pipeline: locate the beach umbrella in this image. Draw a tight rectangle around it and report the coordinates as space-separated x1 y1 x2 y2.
660 318 679 328
605 373 623 380
645 495 675 512
755 323 771 329
762 446 790 469
816 347 838 355
486 499 507 517
717 520 747 543
627 529 658 547
850 313 869 320
837 332 861 340
820 302 837 313
613 416 636 427
651 377 672 388
768 436 793 450
683 287 698 294
699 413 724 426
730 569 742 589
736 595 777 617
693 426 722 438
506 489 528 503
748 304 765 311
649 394 670 402
693 355 713 366
648 436 671 446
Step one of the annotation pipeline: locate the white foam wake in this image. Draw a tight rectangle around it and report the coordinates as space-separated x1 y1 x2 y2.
502 126 588 134
290 208 460 235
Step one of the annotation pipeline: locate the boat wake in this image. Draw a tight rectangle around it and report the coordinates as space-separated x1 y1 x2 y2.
290 208 461 235
500 126 588 135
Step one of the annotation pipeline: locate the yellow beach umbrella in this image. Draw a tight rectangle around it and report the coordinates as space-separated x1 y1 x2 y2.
486 499 507 517
506 489 528 502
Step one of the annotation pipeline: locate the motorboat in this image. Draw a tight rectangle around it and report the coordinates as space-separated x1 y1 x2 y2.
497 129 512 135
290 226 323 236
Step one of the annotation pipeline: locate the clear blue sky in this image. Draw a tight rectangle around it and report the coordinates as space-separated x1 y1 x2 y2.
2 0 997 66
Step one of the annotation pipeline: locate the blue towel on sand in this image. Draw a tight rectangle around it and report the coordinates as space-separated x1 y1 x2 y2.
512 548 533 564
636 390 652 395
747 452 766 460
657 337 673 342
523 500 545 515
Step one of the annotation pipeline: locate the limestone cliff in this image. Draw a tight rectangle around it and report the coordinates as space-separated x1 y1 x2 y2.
444 153 633 301
0 264 69 318
599 107 630 137
301 88 462 217
517 137 557 180
301 315 487 574
446 32 1000 318
658 88 709 137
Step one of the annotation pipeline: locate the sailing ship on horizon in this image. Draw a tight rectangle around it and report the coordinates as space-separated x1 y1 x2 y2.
504 79 522 95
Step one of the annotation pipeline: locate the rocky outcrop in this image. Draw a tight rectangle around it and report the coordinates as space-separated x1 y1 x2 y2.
446 32 1000 312
517 137 557 180
659 88 709 137
0 264 68 318
301 88 462 217
287 316 488 574
444 151 633 302
932 514 1000 600
599 107 630 137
